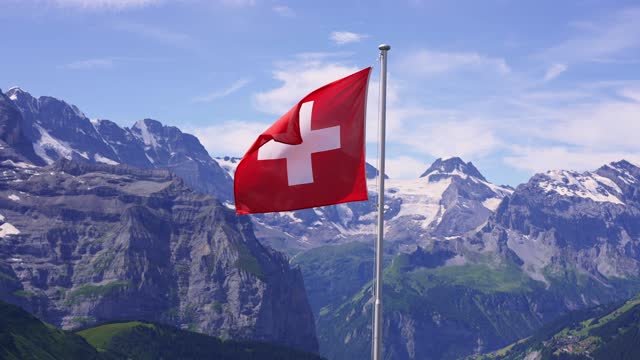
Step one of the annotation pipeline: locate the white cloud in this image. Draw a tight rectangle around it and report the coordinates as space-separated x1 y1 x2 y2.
273 5 294 17
254 59 359 114
546 101 640 151
62 56 169 70
294 52 355 61
44 0 258 10
619 87 640 102
64 58 114 70
394 119 501 160
399 50 510 76
219 0 255 6
191 121 267 156
385 156 427 179
44 0 161 10
504 146 640 174
541 7 640 63
192 79 250 103
479 84 640 176
114 22 198 49
543 63 568 82
330 31 368 45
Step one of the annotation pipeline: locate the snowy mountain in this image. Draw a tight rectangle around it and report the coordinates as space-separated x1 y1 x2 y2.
465 159 640 287
307 160 640 360
5 88 232 202
0 88 318 352
228 156 512 254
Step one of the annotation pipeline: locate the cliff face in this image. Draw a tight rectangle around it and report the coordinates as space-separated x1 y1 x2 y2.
0 159 317 353
5 88 232 203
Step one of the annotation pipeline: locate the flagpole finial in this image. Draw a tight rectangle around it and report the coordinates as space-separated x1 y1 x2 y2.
378 44 391 51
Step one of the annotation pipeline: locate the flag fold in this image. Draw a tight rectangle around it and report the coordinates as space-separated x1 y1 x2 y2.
234 67 371 214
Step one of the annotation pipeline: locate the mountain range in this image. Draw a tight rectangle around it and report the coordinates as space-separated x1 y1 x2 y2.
2 86 640 360
301 159 640 359
6 87 232 203
0 87 317 353
219 155 512 255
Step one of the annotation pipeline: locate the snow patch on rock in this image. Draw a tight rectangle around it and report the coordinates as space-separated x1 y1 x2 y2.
538 170 624 205
94 154 119 165
0 222 20 237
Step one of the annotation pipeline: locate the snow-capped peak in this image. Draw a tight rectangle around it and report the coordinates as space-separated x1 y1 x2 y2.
420 157 486 182
215 156 242 178
132 119 161 148
6 86 26 94
537 169 624 205
596 160 640 188
366 162 388 180
6 87 29 101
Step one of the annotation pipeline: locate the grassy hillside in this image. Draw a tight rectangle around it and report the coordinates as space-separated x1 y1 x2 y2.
77 321 325 360
0 300 324 360
0 300 99 360
481 295 640 360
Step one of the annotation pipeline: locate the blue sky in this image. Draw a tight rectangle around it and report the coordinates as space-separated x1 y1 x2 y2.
2 0 640 186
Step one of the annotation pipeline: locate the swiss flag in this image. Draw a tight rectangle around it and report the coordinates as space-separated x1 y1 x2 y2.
234 67 371 214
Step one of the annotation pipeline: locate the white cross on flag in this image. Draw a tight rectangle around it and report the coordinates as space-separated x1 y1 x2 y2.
234 67 371 214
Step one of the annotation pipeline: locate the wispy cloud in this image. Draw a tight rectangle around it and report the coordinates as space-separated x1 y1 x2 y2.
40 0 162 10
540 7 640 64
62 56 171 70
273 5 294 17
399 50 511 76
218 0 255 7
114 22 199 49
385 156 428 179
64 58 114 70
330 31 368 45
395 118 502 160
504 146 640 174
191 121 267 156
543 63 568 82
192 79 251 103
254 59 359 114
294 52 355 61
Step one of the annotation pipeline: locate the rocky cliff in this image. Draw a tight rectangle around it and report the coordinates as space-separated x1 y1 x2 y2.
0 88 318 352
5 87 232 202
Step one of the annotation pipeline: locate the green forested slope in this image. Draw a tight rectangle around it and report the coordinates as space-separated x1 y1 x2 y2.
0 300 324 360
481 295 640 360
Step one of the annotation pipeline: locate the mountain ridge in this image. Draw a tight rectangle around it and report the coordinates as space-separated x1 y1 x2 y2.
4 87 233 202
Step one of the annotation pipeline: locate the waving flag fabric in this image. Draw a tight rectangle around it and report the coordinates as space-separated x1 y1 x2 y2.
234 67 371 214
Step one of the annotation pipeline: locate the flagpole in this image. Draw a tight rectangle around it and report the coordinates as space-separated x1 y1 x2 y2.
373 43 390 360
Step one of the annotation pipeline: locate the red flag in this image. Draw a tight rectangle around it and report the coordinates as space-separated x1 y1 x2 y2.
234 67 371 214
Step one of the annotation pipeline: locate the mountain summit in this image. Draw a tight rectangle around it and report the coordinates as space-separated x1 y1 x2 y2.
420 157 486 182
3 88 232 202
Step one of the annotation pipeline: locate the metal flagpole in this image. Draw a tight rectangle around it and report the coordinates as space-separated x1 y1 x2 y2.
373 43 390 360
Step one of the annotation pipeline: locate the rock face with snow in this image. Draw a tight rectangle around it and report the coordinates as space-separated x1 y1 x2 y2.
474 160 640 287
0 90 45 166
0 159 317 353
5 88 232 202
241 157 512 254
